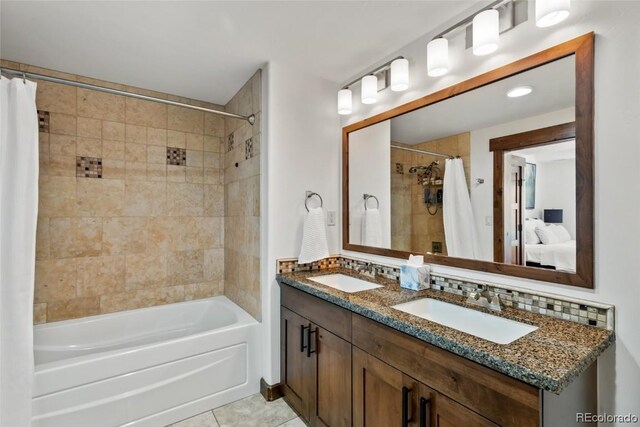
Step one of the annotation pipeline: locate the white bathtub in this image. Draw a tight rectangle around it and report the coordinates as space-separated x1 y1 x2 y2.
32 296 260 427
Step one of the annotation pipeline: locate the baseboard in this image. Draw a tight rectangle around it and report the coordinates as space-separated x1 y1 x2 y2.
260 378 283 402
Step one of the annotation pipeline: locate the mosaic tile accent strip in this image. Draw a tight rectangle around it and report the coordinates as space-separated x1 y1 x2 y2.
245 137 254 160
166 147 186 166
227 133 234 152
76 156 102 178
38 110 50 133
395 163 404 174
277 255 614 330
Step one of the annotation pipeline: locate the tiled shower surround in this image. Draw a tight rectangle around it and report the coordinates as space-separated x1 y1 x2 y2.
1 59 260 324
277 256 614 330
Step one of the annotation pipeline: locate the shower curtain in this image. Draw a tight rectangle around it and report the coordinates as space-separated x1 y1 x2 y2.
443 158 482 259
0 76 39 426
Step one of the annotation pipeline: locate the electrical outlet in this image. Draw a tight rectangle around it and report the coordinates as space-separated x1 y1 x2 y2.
327 211 336 226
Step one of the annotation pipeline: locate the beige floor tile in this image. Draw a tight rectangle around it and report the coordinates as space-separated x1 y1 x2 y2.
170 411 218 427
213 394 297 427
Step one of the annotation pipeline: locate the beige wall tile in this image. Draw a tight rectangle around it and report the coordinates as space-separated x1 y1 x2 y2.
186 167 204 184
166 183 203 216
167 165 186 182
204 113 224 137
102 217 147 255
204 168 222 185
36 81 76 115
50 217 102 258
99 286 184 314
36 218 50 260
125 124 147 143
205 184 224 217
186 150 203 168
198 217 223 249
39 176 76 217
49 113 76 136
124 181 166 216
126 142 146 162
34 303 47 324
77 117 102 138
125 98 167 128
147 127 167 146
167 130 186 148
102 159 126 180
125 252 167 289
77 255 125 297
147 145 166 164
168 106 204 134
147 163 167 182
35 258 76 303
47 297 100 322
49 134 76 156
146 217 171 253
168 250 204 285
203 135 221 153
49 155 75 177
102 121 125 141
186 133 204 151
204 248 224 281
77 179 125 216
203 152 220 169
78 88 125 121
125 161 147 180
184 281 223 300
76 137 102 157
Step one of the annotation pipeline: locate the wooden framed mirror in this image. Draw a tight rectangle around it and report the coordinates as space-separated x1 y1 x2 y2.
342 33 594 288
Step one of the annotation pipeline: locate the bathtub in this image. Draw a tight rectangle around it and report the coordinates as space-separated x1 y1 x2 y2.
32 296 260 427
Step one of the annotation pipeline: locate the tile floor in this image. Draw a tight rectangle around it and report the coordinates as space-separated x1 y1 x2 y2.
169 393 306 427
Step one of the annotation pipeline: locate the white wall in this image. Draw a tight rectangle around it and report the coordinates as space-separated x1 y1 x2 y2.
262 62 341 384
470 107 575 258
537 159 576 238
348 121 391 247
340 1 640 421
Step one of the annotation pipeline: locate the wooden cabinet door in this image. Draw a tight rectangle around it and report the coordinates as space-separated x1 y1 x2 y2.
434 393 499 427
312 326 352 427
281 307 313 420
353 347 419 427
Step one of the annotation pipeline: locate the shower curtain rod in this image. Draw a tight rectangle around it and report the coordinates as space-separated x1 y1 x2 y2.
0 67 255 125
391 144 454 159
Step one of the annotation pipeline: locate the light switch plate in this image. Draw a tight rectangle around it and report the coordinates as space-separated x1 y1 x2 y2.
327 211 336 226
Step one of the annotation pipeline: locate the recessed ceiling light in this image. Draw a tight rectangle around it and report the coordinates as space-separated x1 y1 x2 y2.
507 86 533 98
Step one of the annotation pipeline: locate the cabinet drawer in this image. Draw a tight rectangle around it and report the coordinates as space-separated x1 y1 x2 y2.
280 283 351 341
352 314 541 427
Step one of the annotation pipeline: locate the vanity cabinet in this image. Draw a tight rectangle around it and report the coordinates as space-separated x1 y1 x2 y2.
281 286 352 426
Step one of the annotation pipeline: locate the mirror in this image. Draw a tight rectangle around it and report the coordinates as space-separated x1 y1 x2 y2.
343 34 594 288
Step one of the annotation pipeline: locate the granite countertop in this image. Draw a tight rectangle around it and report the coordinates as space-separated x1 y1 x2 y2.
276 267 615 394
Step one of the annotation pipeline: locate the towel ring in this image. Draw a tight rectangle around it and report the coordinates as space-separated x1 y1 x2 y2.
363 194 379 210
305 192 323 212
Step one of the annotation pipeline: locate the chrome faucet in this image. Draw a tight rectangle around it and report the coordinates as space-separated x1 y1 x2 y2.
354 262 376 278
467 287 503 312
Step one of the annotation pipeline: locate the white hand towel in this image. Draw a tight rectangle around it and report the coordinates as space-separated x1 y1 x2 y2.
298 207 330 264
362 208 382 247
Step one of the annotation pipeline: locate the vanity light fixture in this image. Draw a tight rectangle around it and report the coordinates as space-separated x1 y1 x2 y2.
337 89 353 115
536 0 570 28
506 85 533 98
361 75 379 104
427 38 449 77
390 58 409 92
473 9 500 56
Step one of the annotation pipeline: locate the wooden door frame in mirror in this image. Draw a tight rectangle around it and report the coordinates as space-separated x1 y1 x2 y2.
342 32 594 288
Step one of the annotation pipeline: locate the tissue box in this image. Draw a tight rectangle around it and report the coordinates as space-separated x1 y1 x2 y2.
400 265 429 291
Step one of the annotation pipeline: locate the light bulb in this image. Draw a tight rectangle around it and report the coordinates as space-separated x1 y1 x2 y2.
473 9 499 56
536 0 570 27
390 58 409 91
361 75 378 104
337 89 352 115
427 38 449 77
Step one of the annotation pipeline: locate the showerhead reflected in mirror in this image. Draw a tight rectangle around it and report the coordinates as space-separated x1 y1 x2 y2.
347 55 577 272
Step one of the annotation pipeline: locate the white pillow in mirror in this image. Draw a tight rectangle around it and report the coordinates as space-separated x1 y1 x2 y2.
552 224 572 243
526 228 541 244
535 225 560 245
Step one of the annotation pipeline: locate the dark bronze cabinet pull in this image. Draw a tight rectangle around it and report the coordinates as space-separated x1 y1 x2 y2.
402 386 412 426
307 326 317 357
300 324 309 353
419 397 431 427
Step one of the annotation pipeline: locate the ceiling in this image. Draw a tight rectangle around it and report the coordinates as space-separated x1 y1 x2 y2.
390 55 575 144
0 1 475 105
514 140 576 163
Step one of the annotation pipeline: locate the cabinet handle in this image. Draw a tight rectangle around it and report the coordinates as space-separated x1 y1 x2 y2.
419 397 431 427
307 326 317 357
402 386 412 426
300 324 309 353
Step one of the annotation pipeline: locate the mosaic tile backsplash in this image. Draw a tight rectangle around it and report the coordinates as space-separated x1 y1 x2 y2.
277 256 614 330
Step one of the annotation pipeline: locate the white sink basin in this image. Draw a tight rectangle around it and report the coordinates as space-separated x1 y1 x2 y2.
391 298 538 345
309 274 383 293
